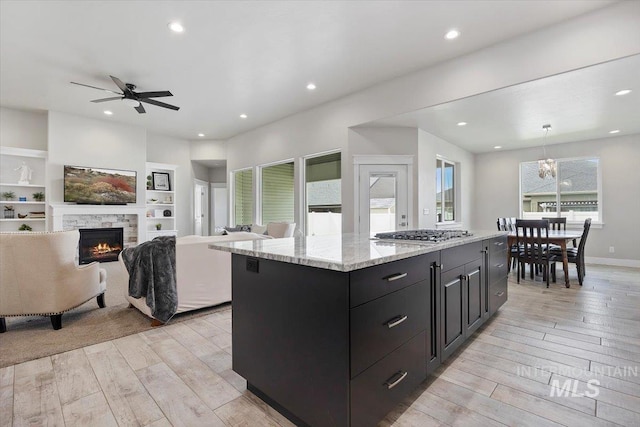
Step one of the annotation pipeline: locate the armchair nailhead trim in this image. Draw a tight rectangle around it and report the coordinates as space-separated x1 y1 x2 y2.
0 292 105 318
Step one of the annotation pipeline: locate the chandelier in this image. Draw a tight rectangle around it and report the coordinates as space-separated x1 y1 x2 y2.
538 124 556 179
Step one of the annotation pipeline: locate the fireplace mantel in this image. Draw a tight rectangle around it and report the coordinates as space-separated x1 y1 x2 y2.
49 203 146 243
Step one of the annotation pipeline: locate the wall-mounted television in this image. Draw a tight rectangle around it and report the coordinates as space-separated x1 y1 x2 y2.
64 165 137 205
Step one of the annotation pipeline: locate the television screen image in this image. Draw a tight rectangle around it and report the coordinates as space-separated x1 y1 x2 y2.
64 165 136 204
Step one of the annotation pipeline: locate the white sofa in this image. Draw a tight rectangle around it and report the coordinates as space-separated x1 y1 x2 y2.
119 232 272 322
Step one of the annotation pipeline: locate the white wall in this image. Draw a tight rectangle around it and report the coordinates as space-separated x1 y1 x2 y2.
47 111 147 205
190 139 226 160
191 161 210 182
147 133 193 237
473 133 640 264
0 107 47 150
223 2 640 233
418 130 475 229
209 166 227 183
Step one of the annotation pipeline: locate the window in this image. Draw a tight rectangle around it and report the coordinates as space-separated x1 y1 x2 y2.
436 158 455 222
305 152 341 236
233 169 253 225
261 161 294 224
520 157 600 222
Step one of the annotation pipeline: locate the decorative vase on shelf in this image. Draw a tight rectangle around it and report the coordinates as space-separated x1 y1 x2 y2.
155 223 162 230
4 206 15 219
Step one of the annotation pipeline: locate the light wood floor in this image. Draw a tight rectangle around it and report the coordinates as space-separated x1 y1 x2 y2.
1 264 639 426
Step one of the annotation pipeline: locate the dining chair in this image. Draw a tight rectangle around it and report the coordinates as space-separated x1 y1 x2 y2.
543 216 567 231
543 216 576 249
551 218 591 286
515 219 559 288
497 217 518 271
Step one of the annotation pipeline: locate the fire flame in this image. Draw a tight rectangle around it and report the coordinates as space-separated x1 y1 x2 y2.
91 242 121 255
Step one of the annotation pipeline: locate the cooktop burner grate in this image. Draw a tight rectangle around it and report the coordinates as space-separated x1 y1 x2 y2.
374 229 472 242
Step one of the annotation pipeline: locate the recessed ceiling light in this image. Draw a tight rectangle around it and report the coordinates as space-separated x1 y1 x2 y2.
445 29 460 40
198 133 205 137
494 146 502 149
457 122 467 126
239 114 247 119
103 110 113 116
306 83 316 90
609 129 620 134
615 89 631 96
168 22 184 33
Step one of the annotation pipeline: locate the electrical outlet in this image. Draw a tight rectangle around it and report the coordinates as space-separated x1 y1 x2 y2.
423 208 430 215
609 246 615 254
246 257 259 273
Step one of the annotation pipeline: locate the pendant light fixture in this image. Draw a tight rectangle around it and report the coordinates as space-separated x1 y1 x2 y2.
538 124 556 179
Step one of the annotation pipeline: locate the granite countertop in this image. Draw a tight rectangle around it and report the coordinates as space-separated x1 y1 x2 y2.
209 230 507 272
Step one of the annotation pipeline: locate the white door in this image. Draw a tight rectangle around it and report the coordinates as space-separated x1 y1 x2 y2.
194 180 209 236
358 164 409 235
211 184 228 231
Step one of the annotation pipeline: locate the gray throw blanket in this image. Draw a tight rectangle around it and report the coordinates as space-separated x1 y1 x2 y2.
121 236 178 323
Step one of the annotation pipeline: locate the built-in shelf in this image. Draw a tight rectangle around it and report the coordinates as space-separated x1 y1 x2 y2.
0 201 46 205
145 162 178 241
1 147 48 233
0 183 45 188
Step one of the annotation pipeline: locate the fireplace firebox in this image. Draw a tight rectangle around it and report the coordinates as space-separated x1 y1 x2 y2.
78 227 124 264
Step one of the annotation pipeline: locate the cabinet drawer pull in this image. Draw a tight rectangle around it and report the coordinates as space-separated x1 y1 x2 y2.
386 315 408 328
495 241 504 246
495 263 504 268
496 291 504 297
385 370 408 390
385 272 408 282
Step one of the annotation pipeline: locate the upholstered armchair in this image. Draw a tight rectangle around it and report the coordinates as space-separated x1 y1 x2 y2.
0 230 107 332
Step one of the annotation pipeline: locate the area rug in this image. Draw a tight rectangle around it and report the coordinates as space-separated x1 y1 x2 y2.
0 262 231 368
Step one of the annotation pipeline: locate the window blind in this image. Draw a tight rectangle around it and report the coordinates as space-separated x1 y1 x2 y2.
234 169 253 225
261 162 294 224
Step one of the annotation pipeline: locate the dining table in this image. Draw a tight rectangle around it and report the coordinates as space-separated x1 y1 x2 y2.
507 229 583 287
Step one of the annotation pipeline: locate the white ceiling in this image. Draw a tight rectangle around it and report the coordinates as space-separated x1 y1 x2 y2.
359 54 640 153
0 1 615 141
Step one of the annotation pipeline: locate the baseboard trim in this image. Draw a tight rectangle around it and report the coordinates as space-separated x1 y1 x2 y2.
585 257 640 268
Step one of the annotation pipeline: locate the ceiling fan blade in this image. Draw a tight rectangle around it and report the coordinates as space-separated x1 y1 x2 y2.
140 98 180 111
90 96 122 103
135 103 146 114
70 81 121 95
110 75 129 93
135 91 173 99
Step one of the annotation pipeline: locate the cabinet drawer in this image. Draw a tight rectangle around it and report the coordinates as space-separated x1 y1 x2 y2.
489 277 508 314
490 235 508 251
351 331 426 427
351 281 428 377
441 241 483 272
489 248 508 284
350 255 429 307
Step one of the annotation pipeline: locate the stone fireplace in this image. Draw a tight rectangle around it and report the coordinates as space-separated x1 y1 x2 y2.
78 227 123 264
50 204 147 245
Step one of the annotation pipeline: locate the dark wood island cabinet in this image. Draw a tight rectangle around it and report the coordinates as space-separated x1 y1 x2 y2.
211 231 508 427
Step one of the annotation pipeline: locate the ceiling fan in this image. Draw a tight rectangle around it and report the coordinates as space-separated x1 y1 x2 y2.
70 75 179 114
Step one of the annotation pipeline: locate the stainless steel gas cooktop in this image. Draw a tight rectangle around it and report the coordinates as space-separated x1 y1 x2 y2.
374 229 472 243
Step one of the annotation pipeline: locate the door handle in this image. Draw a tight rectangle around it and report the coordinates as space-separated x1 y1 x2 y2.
496 291 504 297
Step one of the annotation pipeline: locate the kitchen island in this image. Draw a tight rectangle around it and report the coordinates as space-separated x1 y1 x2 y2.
210 231 508 427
